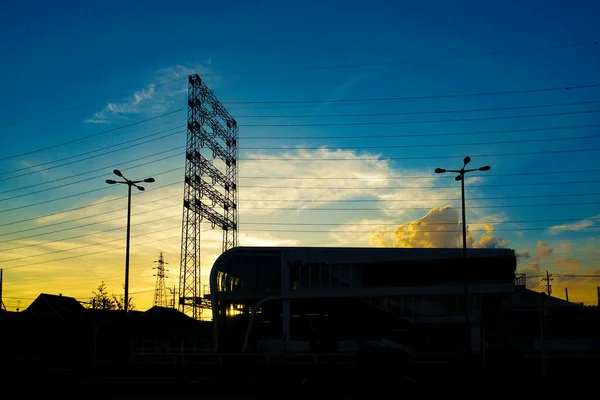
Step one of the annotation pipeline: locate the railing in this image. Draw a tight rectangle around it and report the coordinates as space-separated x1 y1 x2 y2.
514 273 526 287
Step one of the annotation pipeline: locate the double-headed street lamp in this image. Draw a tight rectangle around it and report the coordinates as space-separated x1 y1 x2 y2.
106 169 155 313
434 156 490 360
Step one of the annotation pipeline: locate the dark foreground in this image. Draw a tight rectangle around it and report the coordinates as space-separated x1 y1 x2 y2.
2 356 598 396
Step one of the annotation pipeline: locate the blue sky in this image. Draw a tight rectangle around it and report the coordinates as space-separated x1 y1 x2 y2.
0 0 599 310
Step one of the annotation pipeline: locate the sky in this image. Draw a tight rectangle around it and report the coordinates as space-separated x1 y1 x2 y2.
0 0 599 312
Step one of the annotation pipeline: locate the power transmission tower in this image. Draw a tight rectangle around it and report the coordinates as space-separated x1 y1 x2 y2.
178 73 239 319
153 252 169 307
541 270 553 296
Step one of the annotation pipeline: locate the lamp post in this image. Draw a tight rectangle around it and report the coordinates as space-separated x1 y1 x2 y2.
434 156 490 361
106 169 155 312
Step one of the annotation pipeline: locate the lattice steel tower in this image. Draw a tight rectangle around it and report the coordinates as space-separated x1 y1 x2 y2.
178 74 239 319
153 252 168 307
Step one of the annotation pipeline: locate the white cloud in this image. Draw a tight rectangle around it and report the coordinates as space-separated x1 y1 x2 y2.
547 215 599 234
85 63 212 124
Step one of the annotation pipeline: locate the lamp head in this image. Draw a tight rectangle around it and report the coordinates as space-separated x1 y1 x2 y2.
479 165 491 171
113 169 123 177
105 179 116 184
455 175 462 181
463 156 471 165
144 177 155 183
434 168 446 173
137 186 145 191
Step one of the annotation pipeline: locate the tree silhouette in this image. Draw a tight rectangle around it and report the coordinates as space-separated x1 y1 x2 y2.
89 281 115 310
88 282 135 310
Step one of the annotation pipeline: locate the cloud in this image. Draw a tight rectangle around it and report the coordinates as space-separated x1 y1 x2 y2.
537 240 554 258
369 205 509 249
85 63 212 124
240 148 398 216
516 249 530 259
547 215 598 235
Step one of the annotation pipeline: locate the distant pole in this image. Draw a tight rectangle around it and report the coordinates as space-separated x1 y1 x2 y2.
542 270 553 296
539 293 546 379
0 269 5 311
565 287 569 302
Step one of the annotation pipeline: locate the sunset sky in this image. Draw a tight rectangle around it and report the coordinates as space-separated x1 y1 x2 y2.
1 0 599 312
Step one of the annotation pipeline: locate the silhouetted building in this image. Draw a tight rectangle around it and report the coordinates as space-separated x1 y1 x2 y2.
209 246 517 363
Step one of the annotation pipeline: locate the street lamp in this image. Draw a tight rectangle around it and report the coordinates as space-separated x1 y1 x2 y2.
106 169 155 312
434 156 490 361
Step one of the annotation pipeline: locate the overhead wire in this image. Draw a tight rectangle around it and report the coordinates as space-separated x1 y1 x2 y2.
0 124 185 177
0 108 186 162
237 109 600 127
232 99 600 118
221 83 600 105
241 123 600 140
2 40 595 130
240 147 600 160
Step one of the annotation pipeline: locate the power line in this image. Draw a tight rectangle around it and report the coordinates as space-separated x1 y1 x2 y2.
240 147 600 160
3 174 600 216
1 229 215 271
2 213 180 251
240 168 600 179
0 153 183 196
2 201 597 243
0 144 183 183
241 217 600 226
240 133 600 150
241 123 600 140
237 201 600 210
0 78 184 130
0 108 185 162
209 41 598 76
0 197 180 239
0 181 182 228
2 223 598 266
4 132 600 196
240 179 600 189
233 99 600 118
239 192 600 202
238 109 600 127
0 166 181 203
2 122 599 187
3 40 595 130
222 83 600 105
0 224 181 264
239 227 600 234
0 125 184 177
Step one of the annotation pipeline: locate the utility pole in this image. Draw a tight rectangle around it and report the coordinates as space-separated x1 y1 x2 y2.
0 269 5 311
168 286 176 308
565 287 569 302
541 271 553 296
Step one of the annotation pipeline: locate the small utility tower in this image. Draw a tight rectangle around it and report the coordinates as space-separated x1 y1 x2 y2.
153 252 169 307
541 270 553 296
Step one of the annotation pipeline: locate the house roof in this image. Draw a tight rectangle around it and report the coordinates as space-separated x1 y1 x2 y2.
504 289 581 310
24 293 86 321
